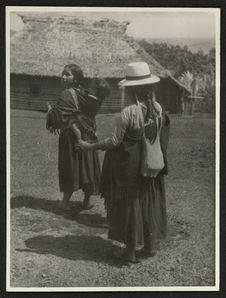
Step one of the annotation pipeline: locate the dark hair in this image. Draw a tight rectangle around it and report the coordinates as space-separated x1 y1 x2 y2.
64 64 84 87
126 84 159 118
90 78 111 101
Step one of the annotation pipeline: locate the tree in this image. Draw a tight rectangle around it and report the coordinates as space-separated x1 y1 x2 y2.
139 40 215 79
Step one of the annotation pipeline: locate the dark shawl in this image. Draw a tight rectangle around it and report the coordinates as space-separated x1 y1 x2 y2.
46 88 80 131
46 87 102 140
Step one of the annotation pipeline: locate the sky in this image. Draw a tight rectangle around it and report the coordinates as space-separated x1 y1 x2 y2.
10 10 217 39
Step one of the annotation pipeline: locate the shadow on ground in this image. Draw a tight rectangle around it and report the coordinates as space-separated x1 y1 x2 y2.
11 195 108 229
17 234 126 268
11 195 82 214
65 213 108 229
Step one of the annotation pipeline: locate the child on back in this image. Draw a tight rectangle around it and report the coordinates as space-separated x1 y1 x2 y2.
46 64 110 210
71 78 111 147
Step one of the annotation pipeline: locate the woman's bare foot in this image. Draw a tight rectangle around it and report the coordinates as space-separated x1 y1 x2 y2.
82 203 93 210
82 194 93 210
137 246 156 258
60 190 73 211
113 248 139 263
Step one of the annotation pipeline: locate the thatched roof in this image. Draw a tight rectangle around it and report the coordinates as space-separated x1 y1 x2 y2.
10 14 169 78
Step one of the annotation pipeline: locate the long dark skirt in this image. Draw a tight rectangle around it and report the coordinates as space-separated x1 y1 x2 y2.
58 129 101 194
100 143 167 248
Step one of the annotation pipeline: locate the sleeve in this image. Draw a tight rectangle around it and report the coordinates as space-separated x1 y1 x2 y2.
97 108 130 150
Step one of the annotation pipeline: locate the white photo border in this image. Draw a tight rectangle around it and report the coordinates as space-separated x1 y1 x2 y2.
6 6 221 292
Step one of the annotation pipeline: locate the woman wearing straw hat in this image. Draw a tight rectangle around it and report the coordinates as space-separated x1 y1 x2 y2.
79 62 170 263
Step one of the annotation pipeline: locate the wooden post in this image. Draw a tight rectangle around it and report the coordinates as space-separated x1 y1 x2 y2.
183 95 193 116
121 87 125 111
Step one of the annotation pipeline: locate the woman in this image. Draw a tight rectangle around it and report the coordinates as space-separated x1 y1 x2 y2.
46 64 110 210
79 62 170 263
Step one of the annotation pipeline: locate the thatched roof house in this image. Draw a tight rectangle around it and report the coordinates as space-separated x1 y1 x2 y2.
10 14 190 113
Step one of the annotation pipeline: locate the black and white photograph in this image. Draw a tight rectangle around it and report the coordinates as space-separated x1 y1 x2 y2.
6 6 220 291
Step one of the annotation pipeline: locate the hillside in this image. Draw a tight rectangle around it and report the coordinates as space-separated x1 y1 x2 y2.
139 38 215 54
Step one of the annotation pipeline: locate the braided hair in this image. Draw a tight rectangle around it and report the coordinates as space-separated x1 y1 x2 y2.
126 84 161 143
127 85 159 121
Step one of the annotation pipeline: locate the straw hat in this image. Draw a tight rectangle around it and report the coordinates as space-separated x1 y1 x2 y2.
118 62 160 87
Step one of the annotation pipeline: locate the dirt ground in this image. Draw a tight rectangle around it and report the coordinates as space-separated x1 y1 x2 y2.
10 109 216 288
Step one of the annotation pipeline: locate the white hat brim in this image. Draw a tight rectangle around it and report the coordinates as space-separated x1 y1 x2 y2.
118 75 160 87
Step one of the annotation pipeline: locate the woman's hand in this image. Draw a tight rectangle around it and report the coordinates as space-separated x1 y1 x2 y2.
78 140 96 151
49 127 60 135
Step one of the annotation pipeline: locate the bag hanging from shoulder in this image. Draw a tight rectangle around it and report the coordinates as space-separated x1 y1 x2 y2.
137 101 165 178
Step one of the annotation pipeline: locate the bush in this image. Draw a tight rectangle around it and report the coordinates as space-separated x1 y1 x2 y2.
139 40 215 78
139 40 216 113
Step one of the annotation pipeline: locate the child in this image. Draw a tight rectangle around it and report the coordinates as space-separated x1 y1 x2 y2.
71 78 111 148
46 64 110 210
